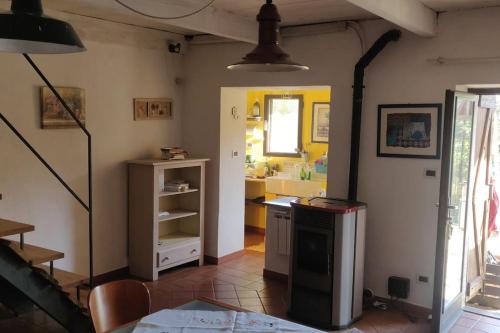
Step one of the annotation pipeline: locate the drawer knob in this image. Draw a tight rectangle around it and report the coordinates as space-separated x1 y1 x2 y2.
191 249 197 254
161 256 170 263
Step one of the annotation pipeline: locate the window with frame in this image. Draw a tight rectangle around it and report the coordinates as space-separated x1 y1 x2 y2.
264 95 303 157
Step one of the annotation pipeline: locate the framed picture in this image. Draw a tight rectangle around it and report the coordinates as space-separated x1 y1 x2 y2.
134 98 172 120
312 102 330 143
377 104 442 159
134 99 148 120
148 99 171 119
40 87 85 129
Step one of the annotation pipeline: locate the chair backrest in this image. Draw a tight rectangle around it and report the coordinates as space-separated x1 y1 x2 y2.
88 279 151 333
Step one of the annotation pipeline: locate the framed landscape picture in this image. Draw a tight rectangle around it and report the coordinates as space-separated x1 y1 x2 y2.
377 104 442 159
40 87 85 129
312 102 330 143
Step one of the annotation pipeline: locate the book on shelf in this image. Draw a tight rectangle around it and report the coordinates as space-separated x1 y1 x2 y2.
170 154 186 160
164 180 190 192
161 147 188 160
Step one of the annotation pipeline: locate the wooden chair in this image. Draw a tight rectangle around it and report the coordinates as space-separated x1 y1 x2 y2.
88 279 151 333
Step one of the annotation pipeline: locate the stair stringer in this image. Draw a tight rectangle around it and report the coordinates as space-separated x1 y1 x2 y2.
0 242 92 333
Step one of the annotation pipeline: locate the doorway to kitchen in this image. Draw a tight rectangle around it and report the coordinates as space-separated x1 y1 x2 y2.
219 85 331 277
243 86 331 255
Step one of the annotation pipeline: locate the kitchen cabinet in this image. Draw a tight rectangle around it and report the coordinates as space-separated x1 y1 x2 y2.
245 178 266 229
263 197 297 278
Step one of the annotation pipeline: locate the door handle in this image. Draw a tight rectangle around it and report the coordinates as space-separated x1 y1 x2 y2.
435 203 458 209
327 254 332 275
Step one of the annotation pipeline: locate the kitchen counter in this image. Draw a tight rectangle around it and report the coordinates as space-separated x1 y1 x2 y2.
245 177 266 183
263 196 299 208
291 197 367 214
265 176 325 198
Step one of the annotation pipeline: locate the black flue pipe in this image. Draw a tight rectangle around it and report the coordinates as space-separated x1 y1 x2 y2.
347 29 401 201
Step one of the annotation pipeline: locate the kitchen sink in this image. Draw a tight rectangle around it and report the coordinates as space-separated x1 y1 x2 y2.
266 176 325 198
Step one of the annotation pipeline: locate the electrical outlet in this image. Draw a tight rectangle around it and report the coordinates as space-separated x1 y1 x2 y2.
232 151 239 158
417 275 429 284
425 169 436 177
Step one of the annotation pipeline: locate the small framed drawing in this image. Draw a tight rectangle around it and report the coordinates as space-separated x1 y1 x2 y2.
377 104 442 159
40 87 85 129
312 102 330 143
148 99 171 119
134 99 148 120
134 98 172 120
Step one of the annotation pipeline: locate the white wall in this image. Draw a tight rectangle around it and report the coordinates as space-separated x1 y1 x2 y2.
218 88 247 256
183 7 500 308
182 28 359 258
0 10 185 276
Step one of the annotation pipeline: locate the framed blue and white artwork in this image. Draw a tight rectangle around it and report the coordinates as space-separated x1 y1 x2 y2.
377 104 442 159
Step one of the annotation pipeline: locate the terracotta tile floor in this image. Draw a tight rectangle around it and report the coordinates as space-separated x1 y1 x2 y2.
3 251 500 332
244 229 265 252
450 312 500 332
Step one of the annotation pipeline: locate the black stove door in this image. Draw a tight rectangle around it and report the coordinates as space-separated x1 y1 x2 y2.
292 222 334 293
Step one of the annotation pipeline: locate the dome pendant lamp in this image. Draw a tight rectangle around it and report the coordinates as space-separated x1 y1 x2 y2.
227 0 309 72
0 0 85 54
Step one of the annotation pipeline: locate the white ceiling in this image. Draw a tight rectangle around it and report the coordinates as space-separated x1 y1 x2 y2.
212 0 376 26
213 0 500 26
420 0 500 11
38 0 201 35
4 0 500 40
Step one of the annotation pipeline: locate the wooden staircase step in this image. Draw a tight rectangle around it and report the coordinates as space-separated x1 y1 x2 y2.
485 284 500 297
0 240 64 265
487 263 500 276
36 265 86 288
486 274 500 285
0 219 34 237
469 294 500 309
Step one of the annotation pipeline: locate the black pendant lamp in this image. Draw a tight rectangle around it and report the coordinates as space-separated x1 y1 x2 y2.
0 0 85 54
227 0 309 72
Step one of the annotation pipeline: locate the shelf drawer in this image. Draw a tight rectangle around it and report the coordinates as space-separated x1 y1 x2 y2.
157 240 200 268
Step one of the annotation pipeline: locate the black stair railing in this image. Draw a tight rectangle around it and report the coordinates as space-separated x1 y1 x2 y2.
0 53 93 287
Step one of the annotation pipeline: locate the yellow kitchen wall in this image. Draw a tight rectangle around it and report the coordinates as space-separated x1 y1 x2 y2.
246 88 331 171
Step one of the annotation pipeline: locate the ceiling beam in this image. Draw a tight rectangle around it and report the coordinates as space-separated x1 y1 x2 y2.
43 0 258 43
345 0 437 37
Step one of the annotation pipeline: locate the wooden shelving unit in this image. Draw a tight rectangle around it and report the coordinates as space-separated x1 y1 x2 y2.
158 210 198 222
159 188 199 197
158 232 200 248
128 158 208 280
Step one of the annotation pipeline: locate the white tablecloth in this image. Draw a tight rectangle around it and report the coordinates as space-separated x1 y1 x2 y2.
132 310 325 332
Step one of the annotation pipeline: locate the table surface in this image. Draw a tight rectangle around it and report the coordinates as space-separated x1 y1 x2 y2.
109 298 247 333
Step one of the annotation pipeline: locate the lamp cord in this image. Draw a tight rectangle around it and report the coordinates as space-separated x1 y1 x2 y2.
113 0 216 20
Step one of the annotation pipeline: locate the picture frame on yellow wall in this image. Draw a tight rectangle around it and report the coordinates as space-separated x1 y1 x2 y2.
312 102 330 143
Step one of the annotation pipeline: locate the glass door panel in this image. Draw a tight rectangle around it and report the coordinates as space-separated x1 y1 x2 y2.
444 97 474 307
433 90 478 332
